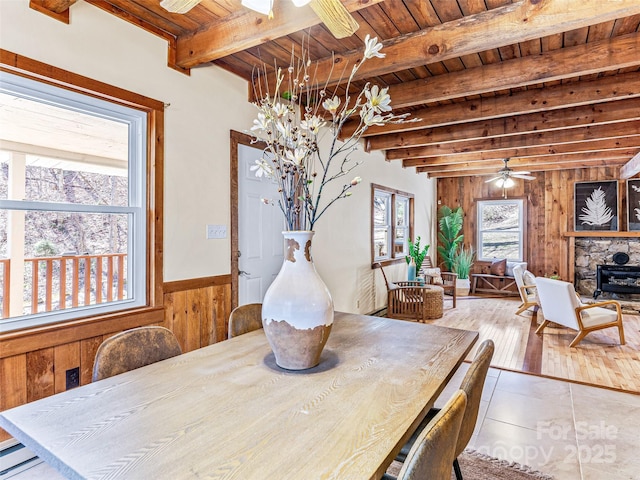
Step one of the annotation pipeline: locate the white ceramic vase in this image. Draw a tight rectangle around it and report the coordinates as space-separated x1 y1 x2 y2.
262 230 334 370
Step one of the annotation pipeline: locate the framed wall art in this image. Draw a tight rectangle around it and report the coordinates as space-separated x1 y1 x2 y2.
574 180 618 232
628 179 640 231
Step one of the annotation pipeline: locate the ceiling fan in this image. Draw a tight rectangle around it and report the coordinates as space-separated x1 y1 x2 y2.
485 158 535 196
160 0 359 39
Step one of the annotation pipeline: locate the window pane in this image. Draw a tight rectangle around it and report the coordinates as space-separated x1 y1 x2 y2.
373 192 390 226
2 211 130 318
0 93 129 206
396 196 408 227
395 226 408 256
480 231 520 260
481 203 519 230
374 226 389 259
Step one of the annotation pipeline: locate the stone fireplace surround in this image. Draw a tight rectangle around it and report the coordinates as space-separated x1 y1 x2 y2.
575 236 640 306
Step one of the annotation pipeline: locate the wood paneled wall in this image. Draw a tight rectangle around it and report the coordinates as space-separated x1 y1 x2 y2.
0 276 231 442
437 166 626 282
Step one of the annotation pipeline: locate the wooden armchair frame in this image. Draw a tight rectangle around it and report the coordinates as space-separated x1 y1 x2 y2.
535 277 625 348
376 263 443 322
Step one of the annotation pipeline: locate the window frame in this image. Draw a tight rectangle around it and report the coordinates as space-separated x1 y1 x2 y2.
0 49 164 335
476 198 526 262
371 184 414 266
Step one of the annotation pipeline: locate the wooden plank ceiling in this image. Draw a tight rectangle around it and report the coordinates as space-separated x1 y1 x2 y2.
35 0 640 179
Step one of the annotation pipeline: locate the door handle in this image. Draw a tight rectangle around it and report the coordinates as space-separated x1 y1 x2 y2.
239 270 251 277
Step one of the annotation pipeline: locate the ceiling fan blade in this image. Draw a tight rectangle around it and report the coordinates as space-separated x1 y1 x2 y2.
310 0 359 38
485 176 501 183
513 174 536 180
160 0 202 14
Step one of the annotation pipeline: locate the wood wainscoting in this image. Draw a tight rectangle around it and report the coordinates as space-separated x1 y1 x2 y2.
0 274 232 442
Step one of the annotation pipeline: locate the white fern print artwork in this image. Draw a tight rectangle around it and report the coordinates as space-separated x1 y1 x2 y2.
635 201 640 222
579 187 614 226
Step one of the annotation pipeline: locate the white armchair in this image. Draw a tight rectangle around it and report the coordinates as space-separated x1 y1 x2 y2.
534 277 625 347
512 265 538 315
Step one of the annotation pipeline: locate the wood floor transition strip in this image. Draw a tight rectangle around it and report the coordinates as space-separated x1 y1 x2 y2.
522 308 543 375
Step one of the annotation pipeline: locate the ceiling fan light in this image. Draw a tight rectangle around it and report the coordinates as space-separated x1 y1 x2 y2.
159 0 201 14
291 0 312 6
495 177 515 188
241 0 273 15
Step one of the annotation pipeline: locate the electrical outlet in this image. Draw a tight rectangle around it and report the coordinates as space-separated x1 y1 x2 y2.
206 224 227 239
66 367 80 390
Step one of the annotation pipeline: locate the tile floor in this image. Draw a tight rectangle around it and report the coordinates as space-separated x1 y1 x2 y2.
4 368 640 479
437 366 640 480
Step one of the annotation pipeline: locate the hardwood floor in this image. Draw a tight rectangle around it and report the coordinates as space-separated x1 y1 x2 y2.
429 295 640 394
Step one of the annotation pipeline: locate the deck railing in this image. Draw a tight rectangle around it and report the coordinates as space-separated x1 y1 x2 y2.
0 253 127 319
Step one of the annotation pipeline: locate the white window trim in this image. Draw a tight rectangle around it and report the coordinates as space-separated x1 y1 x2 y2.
0 71 147 332
476 198 524 262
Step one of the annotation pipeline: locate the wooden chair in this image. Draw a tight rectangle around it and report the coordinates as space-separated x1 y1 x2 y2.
513 264 538 315
395 339 495 480
228 303 263 338
422 257 458 308
535 277 625 347
92 326 182 381
376 263 443 322
383 390 467 480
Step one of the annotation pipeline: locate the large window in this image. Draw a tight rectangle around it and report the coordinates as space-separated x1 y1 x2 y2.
372 184 414 263
0 71 148 332
477 199 525 261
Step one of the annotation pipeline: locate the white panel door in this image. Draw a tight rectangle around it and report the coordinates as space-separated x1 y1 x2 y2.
238 144 283 305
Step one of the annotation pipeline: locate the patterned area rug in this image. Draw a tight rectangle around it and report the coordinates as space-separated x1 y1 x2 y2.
386 449 554 479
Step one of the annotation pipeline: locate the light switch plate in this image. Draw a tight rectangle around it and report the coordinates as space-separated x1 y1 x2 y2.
206 224 227 239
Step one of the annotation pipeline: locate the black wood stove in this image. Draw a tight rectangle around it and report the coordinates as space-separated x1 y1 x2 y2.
594 263 640 299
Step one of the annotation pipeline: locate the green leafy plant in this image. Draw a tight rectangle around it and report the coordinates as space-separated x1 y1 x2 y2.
453 246 475 280
405 236 429 272
437 206 464 272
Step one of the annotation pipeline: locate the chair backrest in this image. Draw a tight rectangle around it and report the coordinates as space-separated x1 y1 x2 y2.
92 326 182 381
375 262 395 291
512 265 527 302
534 277 581 330
397 390 467 480
228 303 263 338
455 339 494 457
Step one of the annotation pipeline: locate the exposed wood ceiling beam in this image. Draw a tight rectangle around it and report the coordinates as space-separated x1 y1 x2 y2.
386 33 640 109
386 121 640 158
402 138 640 167
620 152 640 179
415 151 639 174
175 0 383 68
29 0 76 23
341 71 640 138
423 159 630 177
368 97 640 151
299 0 640 86
419 153 633 176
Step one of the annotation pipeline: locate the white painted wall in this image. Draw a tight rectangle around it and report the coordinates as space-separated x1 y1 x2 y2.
0 1 436 313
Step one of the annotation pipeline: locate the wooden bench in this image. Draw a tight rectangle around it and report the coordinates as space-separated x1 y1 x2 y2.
471 273 519 296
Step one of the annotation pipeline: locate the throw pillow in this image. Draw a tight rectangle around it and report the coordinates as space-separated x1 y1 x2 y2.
506 261 527 277
523 270 536 287
490 258 507 276
423 268 444 285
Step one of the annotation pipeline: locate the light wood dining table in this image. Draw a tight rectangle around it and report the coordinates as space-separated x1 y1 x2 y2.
0 312 478 480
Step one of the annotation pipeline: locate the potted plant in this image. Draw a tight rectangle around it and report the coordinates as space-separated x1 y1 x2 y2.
406 235 430 274
437 206 464 272
453 246 475 296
